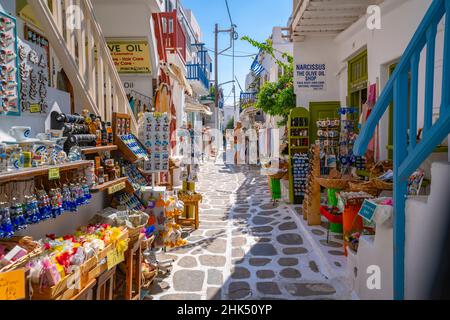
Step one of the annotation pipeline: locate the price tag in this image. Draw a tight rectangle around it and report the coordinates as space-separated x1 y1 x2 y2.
29 104 41 113
0 269 26 300
108 181 126 194
48 167 60 180
107 248 125 270
358 199 377 223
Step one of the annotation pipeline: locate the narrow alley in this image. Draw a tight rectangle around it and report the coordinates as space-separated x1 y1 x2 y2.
149 158 352 300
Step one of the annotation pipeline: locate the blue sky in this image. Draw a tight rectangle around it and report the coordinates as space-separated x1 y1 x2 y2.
182 0 292 106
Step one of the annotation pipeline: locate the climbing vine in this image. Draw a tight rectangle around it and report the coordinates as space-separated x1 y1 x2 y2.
241 36 296 126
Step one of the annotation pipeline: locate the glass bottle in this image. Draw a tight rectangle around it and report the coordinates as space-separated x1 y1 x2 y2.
88 114 97 135
106 122 113 145
95 117 102 147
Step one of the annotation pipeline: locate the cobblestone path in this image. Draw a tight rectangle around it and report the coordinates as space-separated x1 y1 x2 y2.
148 160 351 300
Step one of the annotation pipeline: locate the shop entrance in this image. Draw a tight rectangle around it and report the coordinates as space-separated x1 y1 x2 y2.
347 50 368 125
309 101 341 145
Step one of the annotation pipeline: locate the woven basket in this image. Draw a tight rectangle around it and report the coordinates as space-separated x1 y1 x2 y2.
369 160 393 178
268 170 287 180
315 177 351 190
178 193 203 203
349 180 379 196
0 237 43 273
372 178 393 191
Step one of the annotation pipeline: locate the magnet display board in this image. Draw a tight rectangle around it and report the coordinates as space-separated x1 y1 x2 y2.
0 11 20 116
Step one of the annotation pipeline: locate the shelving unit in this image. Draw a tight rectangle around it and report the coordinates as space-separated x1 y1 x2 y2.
288 107 310 204
90 177 128 193
0 161 92 183
81 145 118 155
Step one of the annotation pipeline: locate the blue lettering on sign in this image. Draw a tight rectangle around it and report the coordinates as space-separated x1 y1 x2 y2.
358 200 377 222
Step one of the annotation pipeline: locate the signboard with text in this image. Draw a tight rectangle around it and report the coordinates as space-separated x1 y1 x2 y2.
295 63 327 91
107 40 151 74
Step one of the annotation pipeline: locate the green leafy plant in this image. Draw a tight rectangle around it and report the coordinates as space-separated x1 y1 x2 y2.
226 117 235 130
241 36 295 126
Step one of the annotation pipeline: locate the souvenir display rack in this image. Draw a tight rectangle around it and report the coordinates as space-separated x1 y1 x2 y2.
0 11 20 116
19 25 49 114
302 145 321 225
288 107 310 204
0 160 91 184
316 118 340 176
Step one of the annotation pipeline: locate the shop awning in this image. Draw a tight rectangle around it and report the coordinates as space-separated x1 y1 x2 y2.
161 62 193 96
185 96 213 115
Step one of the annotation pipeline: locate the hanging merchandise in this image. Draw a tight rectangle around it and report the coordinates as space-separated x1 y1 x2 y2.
338 107 366 174
0 174 91 238
0 11 20 116
138 112 170 172
17 26 49 114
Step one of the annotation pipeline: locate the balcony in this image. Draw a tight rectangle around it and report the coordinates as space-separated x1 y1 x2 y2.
240 92 258 113
153 11 187 63
186 63 210 95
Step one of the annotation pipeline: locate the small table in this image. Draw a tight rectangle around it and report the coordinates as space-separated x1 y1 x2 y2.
177 194 202 230
124 234 144 300
70 279 97 300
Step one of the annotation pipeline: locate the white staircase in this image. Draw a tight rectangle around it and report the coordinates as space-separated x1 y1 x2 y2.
29 0 137 131
349 162 450 300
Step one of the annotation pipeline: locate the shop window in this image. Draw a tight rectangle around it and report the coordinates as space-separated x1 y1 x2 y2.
168 19 174 34
162 17 167 33
347 50 368 121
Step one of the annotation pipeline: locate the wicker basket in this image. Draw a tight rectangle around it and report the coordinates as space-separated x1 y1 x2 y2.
369 160 393 178
349 180 379 196
315 177 351 190
178 192 203 203
0 237 43 273
372 178 393 191
268 170 288 180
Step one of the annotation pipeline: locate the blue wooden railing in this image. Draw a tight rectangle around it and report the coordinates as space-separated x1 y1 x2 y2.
354 0 450 300
186 63 209 90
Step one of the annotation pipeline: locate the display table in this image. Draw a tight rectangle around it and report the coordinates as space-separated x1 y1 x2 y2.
124 234 144 300
94 266 116 300
69 279 97 300
177 192 202 230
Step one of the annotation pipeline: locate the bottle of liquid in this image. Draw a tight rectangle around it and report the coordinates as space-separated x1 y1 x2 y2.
101 121 108 146
106 122 113 145
88 114 97 135
95 117 102 147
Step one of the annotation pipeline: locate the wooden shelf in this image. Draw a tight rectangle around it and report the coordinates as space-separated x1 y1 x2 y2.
90 177 128 193
290 136 309 139
81 145 118 155
0 161 92 184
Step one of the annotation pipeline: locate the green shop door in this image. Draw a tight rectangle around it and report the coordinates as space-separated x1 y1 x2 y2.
309 102 341 145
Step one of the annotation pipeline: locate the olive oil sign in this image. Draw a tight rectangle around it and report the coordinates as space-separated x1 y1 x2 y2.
107 40 151 74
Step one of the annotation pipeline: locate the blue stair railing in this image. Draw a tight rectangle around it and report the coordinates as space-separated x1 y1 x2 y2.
354 0 450 300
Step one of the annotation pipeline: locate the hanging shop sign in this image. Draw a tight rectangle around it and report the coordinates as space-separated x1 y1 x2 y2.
358 199 377 223
0 269 26 300
107 248 125 270
295 63 326 91
106 40 151 74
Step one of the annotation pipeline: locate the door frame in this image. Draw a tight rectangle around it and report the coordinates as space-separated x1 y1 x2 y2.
309 101 341 145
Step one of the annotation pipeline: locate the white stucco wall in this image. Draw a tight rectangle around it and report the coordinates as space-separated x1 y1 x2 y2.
293 36 341 108
293 0 444 160
91 0 158 99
